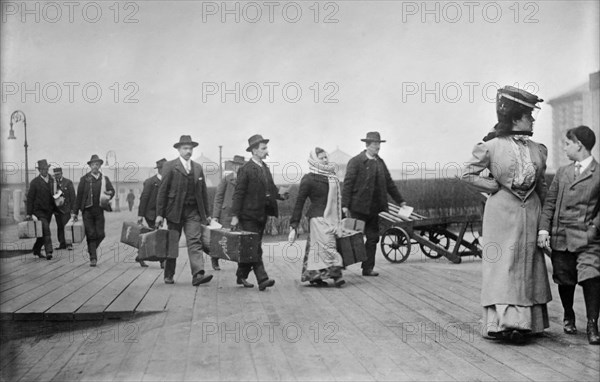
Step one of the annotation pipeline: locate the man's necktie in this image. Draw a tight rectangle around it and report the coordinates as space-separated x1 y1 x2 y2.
575 163 581 179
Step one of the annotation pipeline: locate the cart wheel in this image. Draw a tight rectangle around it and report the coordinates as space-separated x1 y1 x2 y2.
419 231 450 259
380 228 411 263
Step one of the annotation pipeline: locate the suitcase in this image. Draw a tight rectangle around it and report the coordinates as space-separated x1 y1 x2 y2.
137 229 179 261
205 228 260 263
120 222 152 248
65 220 85 244
18 220 43 238
336 231 367 266
341 218 365 233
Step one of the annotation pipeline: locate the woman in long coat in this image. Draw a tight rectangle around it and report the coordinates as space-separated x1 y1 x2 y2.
462 86 552 343
290 148 345 287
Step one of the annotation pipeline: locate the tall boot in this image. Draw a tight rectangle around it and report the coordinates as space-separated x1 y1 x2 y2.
558 284 577 334
582 277 600 345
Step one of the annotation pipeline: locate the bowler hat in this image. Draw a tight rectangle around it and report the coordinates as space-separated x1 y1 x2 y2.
154 158 167 169
173 135 198 148
246 134 269 152
361 131 386 143
226 155 246 165
87 154 104 166
36 159 50 169
53 167 63 173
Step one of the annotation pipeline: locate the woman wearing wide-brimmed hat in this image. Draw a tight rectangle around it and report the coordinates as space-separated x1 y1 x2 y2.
290 148 345 287
461 86 552 344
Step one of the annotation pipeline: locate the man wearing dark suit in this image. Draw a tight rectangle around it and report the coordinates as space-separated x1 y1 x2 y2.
26 159 56 260
136 158 167 268
231 135 288 290
71 155 115 267
211 154 245 271
342 132 406 276
155 135 213 286
538 125 600 345
52 167 76 251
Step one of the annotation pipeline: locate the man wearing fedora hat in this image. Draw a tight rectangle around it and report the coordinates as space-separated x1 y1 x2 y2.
136 158 167 268
342 132 406 276
52 167 76 251
72 154 115 267
230 134 288 290
155 135 213 286
26 159 57 260
211 154 246 271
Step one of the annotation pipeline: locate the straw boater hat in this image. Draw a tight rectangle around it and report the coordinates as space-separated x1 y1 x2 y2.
53 167 62 173
361 131 386 143
173 135 198 148
496 86 543 118
87 154 103 166
246 134 269 152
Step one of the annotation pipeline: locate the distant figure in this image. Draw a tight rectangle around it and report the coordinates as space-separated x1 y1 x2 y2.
137 158 167 268
230 134 289 290
461 86 551 344
538 126 600 345
72 155 115 267
26 159 56 260
211 154 246 271
126 189 135 211
290 147 345 287
155 135 213 286
342 132 406 277
52 167 76 251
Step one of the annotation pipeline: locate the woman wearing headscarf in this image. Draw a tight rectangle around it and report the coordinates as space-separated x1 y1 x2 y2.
461 86 552 344
290 147 345 287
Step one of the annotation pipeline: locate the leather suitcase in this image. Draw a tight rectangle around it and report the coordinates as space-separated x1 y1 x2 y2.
120 222 152 248
341 218 365 233
65 220 85 244
18 221 43 238
336 231 367 266
206 229 260 263
137 229 179 261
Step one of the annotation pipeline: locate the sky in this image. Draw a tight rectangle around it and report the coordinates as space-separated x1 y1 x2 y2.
1 0 599 180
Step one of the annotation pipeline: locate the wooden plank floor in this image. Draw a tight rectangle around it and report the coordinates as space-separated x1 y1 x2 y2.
1 211 599 381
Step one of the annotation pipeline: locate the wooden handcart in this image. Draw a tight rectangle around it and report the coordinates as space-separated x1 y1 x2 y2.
378 203 482 264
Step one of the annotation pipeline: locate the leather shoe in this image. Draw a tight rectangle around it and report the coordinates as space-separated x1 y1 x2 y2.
90 259 97 267
211 258 220 271
333 278 346 288
258 279 275 291
34 252 44 258
192 273 213 286
160 261 165 269
309 279 328 287
587 319 600 345
135 257 148 267
237 278 254 288
55 244 67 250
66 244 73 251
509 330 527 345
563 317 577 334
362 270 379 277
46 253 53 260
164 277 174 284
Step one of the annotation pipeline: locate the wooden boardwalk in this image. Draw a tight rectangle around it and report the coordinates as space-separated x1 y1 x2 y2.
1 212 599 381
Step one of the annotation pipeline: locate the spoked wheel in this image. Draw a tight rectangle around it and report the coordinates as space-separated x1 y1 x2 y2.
419 231 450 259
380 228 411 263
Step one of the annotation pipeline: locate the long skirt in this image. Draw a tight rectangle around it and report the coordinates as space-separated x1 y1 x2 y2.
301 218 343 283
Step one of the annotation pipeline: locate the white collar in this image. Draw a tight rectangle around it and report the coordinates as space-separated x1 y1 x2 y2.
365 152 376 160
251 157 263 167
179 156 191 168
576 156 594 173
40 175 49 182
91 172 101 179
157 173 163 181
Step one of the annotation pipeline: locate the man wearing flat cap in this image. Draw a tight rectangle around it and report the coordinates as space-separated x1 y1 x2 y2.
72 155 115 267
342 132 406 276
211 154 246 271
156 136 213 286
26 159 57 260
52 167 76 251
136 158 167 268
231 134 288 290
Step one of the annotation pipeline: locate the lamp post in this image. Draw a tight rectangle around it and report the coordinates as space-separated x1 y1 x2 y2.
218 145 223 179
105 150 121 212
8 110 29 195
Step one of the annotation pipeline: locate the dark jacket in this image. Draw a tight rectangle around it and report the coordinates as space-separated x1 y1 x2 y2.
138 174 161 222
342 150 404 216
156 158 209 224
290 173 330 228
73 173 115 215
213 173 237 227
539 159 600 252
54 176 76 215
231 160 281 223
27 175 56 218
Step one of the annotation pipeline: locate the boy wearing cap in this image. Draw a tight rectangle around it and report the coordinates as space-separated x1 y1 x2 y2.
52 167 76 250
342 132 406 277
26 159 57 260
538 126 600 345
72 155 115 267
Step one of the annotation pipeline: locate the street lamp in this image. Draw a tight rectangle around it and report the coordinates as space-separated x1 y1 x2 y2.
8 110 30 195
219 145 223 179
105 150 121 212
